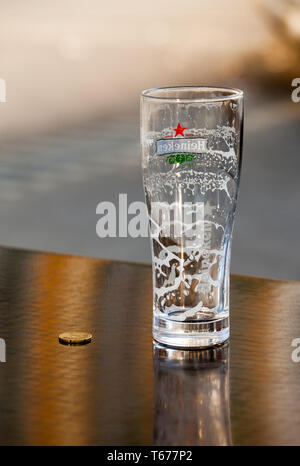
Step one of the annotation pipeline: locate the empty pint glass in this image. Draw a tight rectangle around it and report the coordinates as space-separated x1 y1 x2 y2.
141 87 243 348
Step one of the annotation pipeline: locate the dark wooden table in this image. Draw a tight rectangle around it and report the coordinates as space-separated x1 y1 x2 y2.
0 246 299 446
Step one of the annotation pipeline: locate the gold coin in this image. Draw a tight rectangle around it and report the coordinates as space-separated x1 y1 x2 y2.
58 332 92 345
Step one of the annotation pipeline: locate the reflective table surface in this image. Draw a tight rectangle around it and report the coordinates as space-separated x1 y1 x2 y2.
0 246 299 445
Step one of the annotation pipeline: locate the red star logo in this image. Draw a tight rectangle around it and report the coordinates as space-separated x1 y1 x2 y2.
173 122 186 137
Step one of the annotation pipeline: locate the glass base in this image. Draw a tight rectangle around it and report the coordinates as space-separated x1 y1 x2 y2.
153 313 229 349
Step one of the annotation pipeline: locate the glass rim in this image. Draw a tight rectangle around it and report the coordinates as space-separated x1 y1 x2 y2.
141 86 243 103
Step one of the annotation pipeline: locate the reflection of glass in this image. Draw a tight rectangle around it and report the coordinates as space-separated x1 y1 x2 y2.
141 87 243 347
153 342 231 446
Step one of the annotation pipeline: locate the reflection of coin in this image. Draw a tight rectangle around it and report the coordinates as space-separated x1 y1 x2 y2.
58 332 92 345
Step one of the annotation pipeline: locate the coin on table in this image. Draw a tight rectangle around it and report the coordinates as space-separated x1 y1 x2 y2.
58 332 92 345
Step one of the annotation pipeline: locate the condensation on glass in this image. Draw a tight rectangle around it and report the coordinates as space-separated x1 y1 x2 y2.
141 86 243 348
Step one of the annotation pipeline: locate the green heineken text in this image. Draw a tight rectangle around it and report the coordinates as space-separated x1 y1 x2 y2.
166 153 196 165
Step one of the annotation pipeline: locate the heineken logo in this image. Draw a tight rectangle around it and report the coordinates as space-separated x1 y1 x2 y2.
166 153 196 165
156 122 207 156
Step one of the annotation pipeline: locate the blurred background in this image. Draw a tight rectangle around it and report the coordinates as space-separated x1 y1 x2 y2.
0 0 299 280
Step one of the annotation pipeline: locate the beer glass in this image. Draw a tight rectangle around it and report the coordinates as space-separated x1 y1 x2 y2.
141 86 243 348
